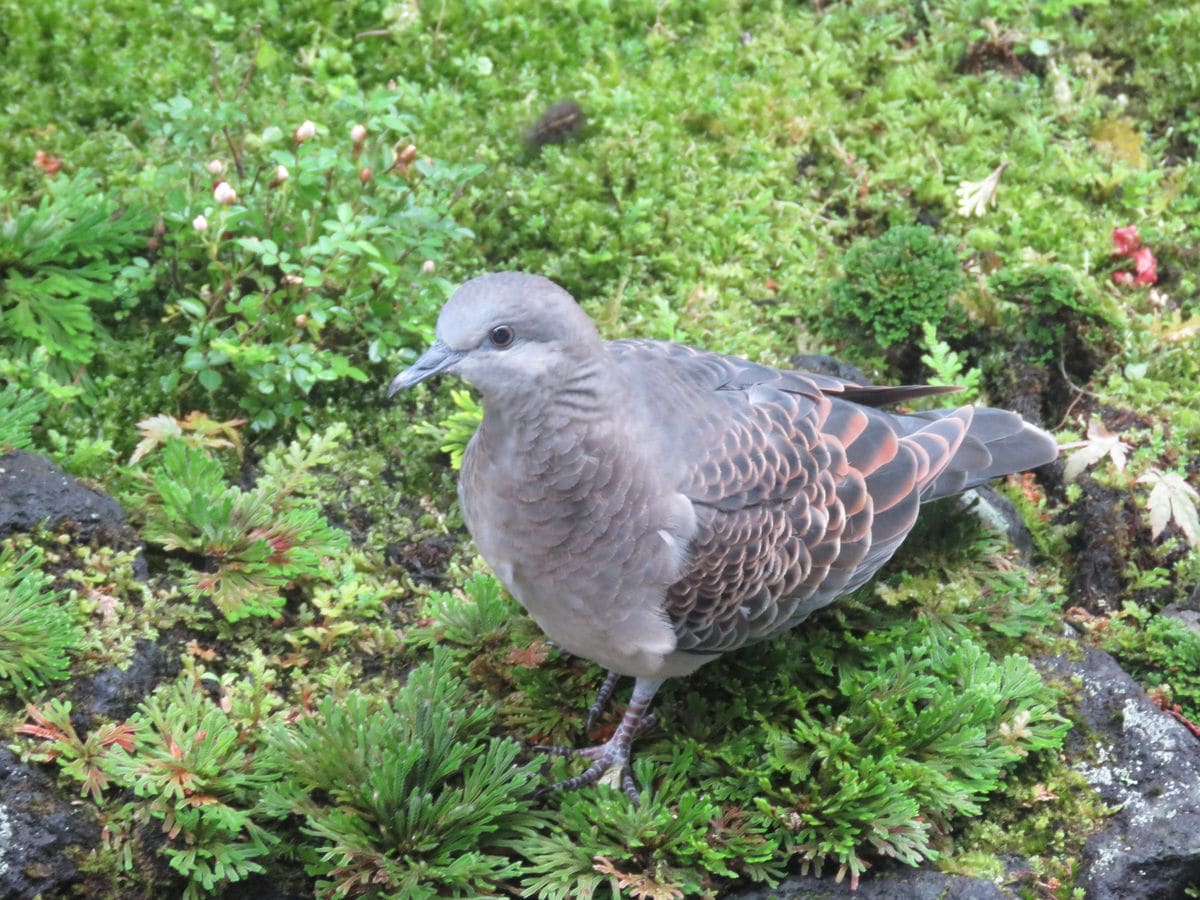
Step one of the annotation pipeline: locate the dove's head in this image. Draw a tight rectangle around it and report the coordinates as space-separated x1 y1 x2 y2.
388 272 602 400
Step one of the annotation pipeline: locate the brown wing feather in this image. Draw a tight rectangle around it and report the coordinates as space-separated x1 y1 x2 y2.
606 340 1043 657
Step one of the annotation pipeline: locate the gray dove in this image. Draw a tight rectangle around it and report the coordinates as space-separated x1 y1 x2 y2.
389 272 1059 800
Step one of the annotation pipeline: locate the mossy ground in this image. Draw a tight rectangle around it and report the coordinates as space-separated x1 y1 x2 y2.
2 1 1199 897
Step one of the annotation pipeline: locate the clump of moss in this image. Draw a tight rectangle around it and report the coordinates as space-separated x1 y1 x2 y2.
989 264 1110 369
1098 602 1200 721
828 224 964 354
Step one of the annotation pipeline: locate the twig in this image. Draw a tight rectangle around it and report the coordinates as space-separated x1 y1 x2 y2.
354 28 392 39
209 46 225 101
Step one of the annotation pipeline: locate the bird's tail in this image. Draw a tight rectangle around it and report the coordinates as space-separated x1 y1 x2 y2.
905 407 1059 502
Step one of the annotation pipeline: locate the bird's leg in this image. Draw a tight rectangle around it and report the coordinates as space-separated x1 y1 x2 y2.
585 670 621 732
541 677 663 802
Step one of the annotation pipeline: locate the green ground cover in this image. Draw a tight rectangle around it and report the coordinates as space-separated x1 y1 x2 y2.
2 0 1199 896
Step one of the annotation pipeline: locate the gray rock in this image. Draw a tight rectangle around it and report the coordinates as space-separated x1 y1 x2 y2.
0 450 125 541
0 747 98 899
71 638 180 730
727 868 1011 899
1161 604 1200 637
964 486 1035 561
1040 647 1200 899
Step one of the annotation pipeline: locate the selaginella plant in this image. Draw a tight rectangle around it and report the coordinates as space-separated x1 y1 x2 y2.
135 423 348 620
0 172 152 367
0 381 47 450
0 544 83 693
667 611 1069 890
406 558 1068 896
828 224 964 352
16 698 135 803
260 648 543 899
99 672 280 899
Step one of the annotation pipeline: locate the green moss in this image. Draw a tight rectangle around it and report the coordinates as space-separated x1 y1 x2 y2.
828 224 965 351
990 264 1111 367
3 0 1199 894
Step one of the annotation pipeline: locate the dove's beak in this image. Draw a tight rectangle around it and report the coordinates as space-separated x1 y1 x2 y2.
388 340 464 397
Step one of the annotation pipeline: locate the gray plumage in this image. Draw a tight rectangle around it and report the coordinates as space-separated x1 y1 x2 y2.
390 271 1059 798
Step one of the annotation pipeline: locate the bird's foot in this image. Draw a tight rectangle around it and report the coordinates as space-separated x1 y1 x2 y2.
533 677 663 803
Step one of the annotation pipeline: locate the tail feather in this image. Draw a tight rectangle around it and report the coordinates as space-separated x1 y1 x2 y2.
910 407 1058 501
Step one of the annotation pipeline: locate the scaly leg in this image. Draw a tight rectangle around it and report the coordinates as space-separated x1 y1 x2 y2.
585 670 621 732
540 677 663 802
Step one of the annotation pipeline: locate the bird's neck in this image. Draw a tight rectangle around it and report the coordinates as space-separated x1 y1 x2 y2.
477 351 619 447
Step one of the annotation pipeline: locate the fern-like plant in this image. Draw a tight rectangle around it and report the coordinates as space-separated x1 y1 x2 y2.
0 174 150 363
16 699 135 803
0 382 47 450
0 544 82 692
100 674 280 899
413 387 483 470
261 649 542 898
138 426 348 620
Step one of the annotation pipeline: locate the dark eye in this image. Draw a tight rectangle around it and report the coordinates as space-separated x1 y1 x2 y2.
489 325 515 348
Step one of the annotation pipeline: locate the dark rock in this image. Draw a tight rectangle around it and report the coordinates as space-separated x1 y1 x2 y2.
1039 647 1200 898
1065 476 1137 614
790 354 871 386
0 450 125 542
727 867 1011 899
71 638 180 730
222 872 313 899
0 747 99 899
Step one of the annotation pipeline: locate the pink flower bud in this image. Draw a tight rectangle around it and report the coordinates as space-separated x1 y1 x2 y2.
206 159 227 176
192 214 208 233
421 259 436 274
1132 246 1158 285
213 182 237 205
359 166 373 184
270 165 289 187
1111 225 1139 256
350 124 367 143
294 120 317 143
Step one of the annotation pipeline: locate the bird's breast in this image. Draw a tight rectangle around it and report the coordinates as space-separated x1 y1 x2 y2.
458 415 690 676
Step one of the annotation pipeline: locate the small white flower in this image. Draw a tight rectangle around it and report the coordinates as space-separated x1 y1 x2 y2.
192 214 208 233
213 181 237 205
421 259 436 274
955 162 1009 218
294 119 317 143
205 159 227 176
350 124 367 143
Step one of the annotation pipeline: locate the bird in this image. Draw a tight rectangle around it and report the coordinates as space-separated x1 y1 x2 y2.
389 272 1059 800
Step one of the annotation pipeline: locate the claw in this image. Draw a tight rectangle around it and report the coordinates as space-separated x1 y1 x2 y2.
534 677 662 804
585 670 621 733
